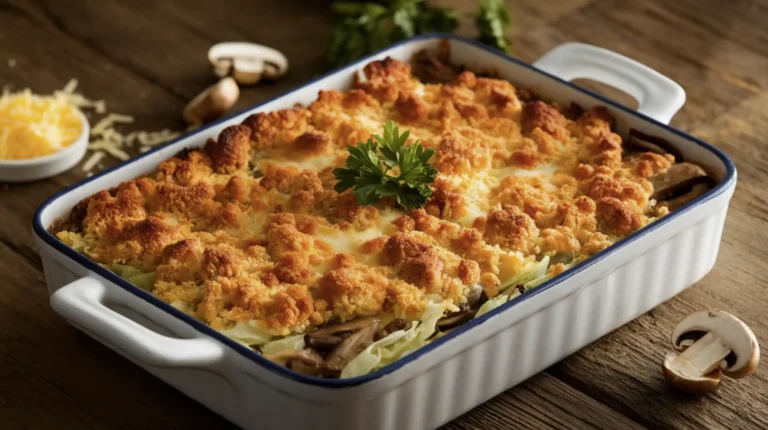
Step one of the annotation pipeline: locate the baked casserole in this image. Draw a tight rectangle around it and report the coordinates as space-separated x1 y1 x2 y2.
52 51 714 378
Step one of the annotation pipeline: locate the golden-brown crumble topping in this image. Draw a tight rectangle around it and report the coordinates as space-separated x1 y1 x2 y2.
54 56 684 336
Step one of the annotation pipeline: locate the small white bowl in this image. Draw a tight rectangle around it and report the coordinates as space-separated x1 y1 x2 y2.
0 108 89 182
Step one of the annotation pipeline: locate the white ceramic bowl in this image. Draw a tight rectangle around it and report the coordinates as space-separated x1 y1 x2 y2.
0 108 89 182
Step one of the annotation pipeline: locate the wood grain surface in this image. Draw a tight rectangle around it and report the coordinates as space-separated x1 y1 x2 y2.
0 0 766 429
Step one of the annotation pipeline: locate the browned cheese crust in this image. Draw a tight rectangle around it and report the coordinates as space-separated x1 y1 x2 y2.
55 57 676 335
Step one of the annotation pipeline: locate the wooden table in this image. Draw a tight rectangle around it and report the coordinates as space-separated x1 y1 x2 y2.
1 0 766 428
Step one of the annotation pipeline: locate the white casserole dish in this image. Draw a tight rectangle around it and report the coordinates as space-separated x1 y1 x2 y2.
33 35 736 430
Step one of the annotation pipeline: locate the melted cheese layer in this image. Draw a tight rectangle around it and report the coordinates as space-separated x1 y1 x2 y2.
54 56 676 336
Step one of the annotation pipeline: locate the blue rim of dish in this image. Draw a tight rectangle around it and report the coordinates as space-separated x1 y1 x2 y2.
33 33 737 388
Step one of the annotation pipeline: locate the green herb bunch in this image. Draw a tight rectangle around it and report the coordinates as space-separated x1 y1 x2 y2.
476 0 512 52
333 121 438 210
327 0 513 67
327 0 459 67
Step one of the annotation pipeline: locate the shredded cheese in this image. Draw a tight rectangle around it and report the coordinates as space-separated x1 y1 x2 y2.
50 79 181 173
0 78 181 170
82 151 106 172
0 89 83 160
91 113 134 135
53 79 106 114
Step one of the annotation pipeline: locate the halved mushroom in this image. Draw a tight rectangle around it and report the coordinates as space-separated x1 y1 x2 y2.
208 42 288 85
626 129 684 161
663 310 759 394
305 317 379 351
649 162 711 201
325 319 379 371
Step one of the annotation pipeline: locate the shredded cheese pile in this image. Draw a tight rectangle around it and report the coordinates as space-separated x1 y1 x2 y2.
0 79 182 173
53 80 182 175
0 88 83 160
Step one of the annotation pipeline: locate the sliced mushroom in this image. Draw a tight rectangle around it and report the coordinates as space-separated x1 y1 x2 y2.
437 284 487 330
304 332 346 351
263 348 324 367
263 349 341 378
626 129 684 161
436 303 475 330
662 182 712 211
289 359 340 378
183 77 240 126
305 317 379 351
325 320 379 371
208 42 288 85
649 162 710 201
663 310 759 394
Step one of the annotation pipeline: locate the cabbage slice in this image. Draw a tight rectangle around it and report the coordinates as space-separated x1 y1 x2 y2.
127 272 155 291
340 300 447 378
261 334 306 355
109 264 155 291
110 263 140 278
220 321 274 346
475 256 550 318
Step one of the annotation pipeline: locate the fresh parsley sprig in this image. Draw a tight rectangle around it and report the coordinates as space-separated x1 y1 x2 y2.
333 121 438 210
327 0 459 67
475 0 512 52
327 0 513 67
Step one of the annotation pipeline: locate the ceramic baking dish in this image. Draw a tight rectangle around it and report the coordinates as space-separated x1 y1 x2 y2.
33 35 736 430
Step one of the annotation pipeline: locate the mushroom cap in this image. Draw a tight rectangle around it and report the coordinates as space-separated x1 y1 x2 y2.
672 309 759 378
663 351 722 394
208 42 288 85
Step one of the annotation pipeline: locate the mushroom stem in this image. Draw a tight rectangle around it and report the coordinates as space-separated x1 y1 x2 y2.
678 332 732 375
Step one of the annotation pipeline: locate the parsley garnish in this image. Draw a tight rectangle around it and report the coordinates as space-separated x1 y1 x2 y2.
327 0 459 67
333 121 438 210
327 1 514 67
475 0 512 52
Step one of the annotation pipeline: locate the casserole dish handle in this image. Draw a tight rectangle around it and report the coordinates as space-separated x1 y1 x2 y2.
533 42 685 124
51 276 225 368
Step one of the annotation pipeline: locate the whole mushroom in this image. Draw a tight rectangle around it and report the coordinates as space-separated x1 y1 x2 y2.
183 77 240 126
662 310 759 394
